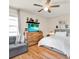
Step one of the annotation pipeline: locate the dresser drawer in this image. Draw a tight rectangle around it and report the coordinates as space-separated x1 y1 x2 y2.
25 31 43 46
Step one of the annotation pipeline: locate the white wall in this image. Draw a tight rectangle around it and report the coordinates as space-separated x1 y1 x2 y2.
19 10 49 36
9 8 49 36
47 15 70 32
9 8 70 36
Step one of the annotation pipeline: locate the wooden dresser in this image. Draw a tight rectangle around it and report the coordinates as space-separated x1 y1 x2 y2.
26 31 43 46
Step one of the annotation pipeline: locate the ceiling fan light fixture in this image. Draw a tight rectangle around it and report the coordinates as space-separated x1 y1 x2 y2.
44 7 48 11
33 0 60 13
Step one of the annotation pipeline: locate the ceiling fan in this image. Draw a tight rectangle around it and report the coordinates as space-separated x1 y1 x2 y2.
33 0 60 13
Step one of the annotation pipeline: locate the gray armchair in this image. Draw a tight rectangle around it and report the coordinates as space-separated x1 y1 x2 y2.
9 36 28 58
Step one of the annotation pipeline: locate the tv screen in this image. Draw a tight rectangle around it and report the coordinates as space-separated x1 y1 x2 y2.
28 23 39 32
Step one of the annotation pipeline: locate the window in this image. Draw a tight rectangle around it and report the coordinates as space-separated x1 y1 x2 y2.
9 16 19 36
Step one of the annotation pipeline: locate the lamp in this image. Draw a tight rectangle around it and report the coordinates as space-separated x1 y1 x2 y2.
44 7 48 11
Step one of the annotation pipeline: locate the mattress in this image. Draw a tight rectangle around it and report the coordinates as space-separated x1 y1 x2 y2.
38 36 70 57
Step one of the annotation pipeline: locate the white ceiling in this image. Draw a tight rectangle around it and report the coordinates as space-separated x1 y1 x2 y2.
9 0 70 18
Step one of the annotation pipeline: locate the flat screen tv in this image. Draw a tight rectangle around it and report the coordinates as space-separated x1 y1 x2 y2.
28 23 39 32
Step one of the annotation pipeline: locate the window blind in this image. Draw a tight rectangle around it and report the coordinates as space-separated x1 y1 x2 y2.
9 16 19 36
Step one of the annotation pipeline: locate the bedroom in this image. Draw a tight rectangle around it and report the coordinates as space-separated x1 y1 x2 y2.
9 0 70 59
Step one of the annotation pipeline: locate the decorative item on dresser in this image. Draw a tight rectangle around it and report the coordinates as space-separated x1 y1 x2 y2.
25 31 43 46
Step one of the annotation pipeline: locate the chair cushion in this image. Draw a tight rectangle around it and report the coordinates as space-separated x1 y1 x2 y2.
9 36 16 44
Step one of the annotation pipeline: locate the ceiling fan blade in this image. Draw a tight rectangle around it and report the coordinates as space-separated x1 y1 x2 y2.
45 0 51 4
50 5 60 7
38 9 43 12
33 4 43 7
48 9 51 13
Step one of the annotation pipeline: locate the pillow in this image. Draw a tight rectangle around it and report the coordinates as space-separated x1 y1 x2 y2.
9 36 16 44
55 32 66 37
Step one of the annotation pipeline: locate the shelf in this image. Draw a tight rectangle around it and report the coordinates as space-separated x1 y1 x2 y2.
26 22 40 24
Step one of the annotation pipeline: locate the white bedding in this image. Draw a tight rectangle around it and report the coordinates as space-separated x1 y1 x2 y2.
38 34 70 57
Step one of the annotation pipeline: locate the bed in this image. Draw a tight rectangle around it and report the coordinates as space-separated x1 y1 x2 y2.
38 29 70 58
